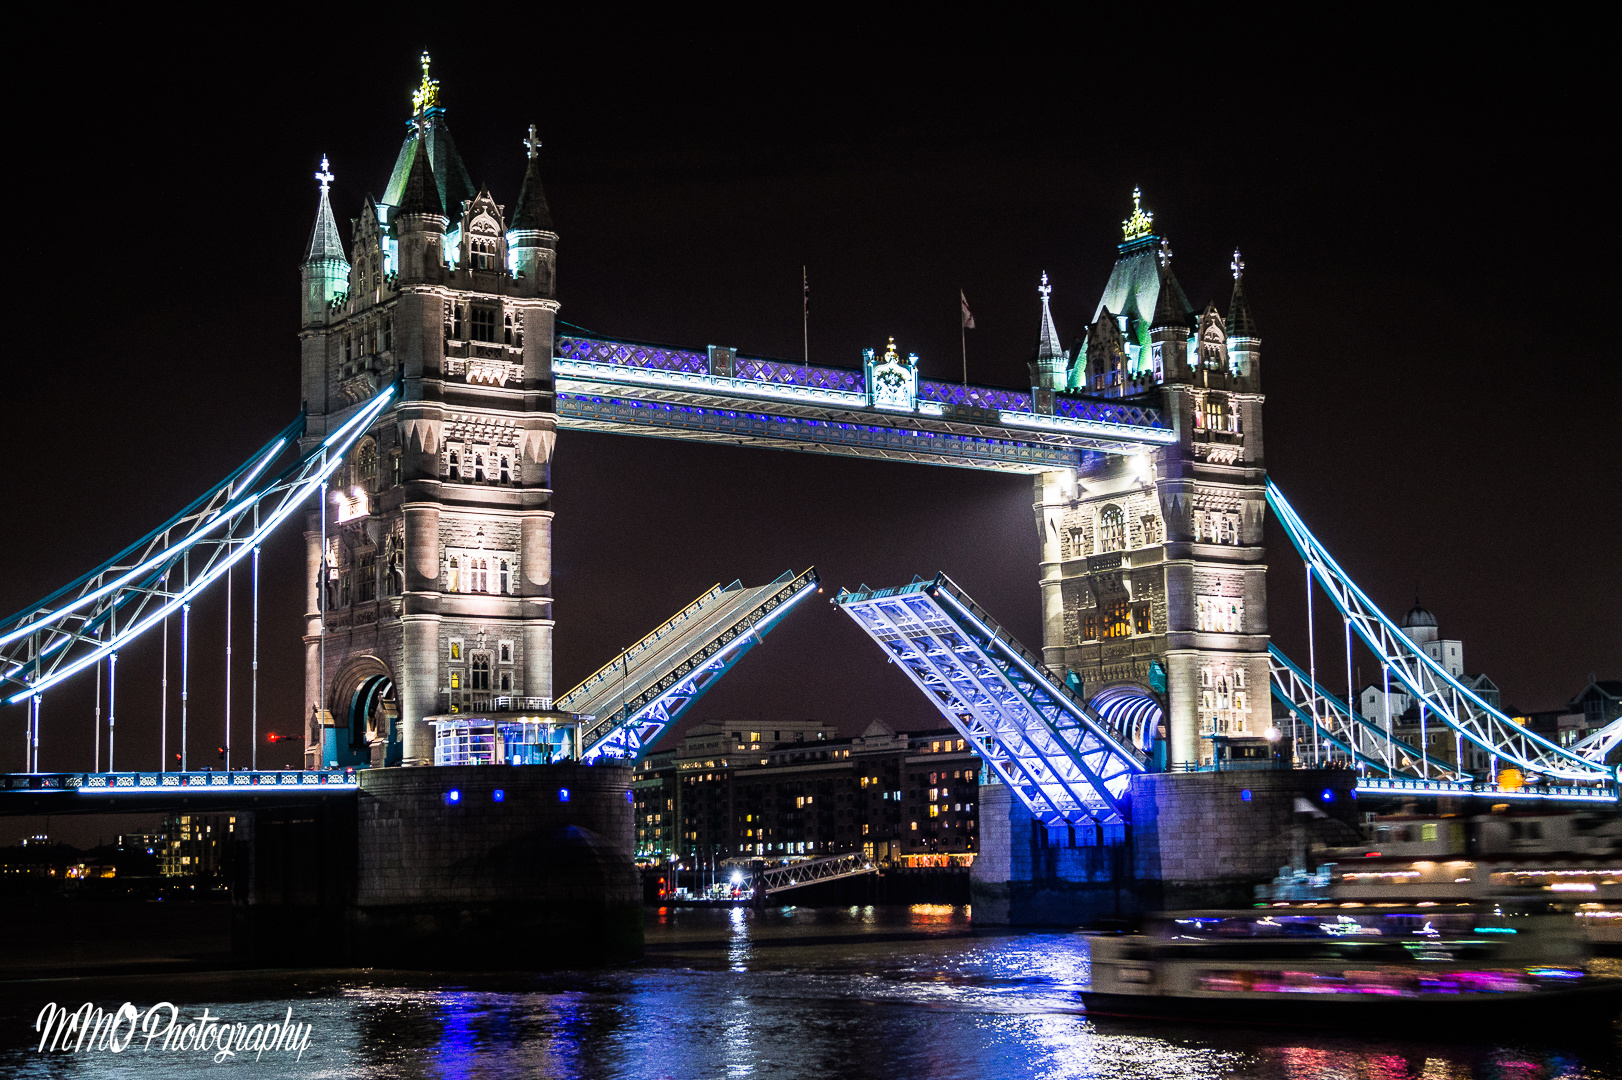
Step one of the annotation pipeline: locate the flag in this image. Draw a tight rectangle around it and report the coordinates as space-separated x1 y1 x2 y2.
960 290 975 330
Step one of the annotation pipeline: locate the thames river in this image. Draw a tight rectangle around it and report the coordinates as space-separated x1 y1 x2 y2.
2 905 1619 1078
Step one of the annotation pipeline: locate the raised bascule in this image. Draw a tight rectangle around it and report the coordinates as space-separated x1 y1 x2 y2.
1 57 1615 943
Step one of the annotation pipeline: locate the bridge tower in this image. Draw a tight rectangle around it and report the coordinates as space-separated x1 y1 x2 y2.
1034 192 1268 769
298 55 559 767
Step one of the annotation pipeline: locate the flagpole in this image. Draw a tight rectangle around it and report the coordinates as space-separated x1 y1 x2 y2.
961 319 967 386
802 265 809 366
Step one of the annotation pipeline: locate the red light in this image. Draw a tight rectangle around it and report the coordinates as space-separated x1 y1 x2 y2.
268 733 278 743
1365 851 1381 857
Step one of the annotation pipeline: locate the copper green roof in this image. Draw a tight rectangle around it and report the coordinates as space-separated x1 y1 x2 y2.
382 112 476 218
1093 235 1190 329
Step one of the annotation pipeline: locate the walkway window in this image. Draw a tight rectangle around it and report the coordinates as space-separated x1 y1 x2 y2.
1103 599 1130 639
1099 506 1126 553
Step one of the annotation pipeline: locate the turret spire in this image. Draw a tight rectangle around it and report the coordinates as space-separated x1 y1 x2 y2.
1036 272 1064 362
303 155 347 266
1228 247 1257 337
512 123 554 232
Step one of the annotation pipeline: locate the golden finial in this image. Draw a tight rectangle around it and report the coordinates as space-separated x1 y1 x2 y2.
883 337 899 363
1122 186 1155 242
411 51 441 114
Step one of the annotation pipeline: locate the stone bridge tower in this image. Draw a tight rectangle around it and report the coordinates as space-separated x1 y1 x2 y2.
1033 192 1268 770
297 55 559 767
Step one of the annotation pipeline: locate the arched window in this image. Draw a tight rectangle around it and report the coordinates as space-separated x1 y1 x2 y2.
499 455 511 484
447 556 460 593
474 454 486 483
471 655 491 691
1099 506 1126 553
447 450 460 480
499 559 509 594
356 440 377 490
474 558 488 593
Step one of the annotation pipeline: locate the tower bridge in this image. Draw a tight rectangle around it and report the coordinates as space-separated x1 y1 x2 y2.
1 57 1614 906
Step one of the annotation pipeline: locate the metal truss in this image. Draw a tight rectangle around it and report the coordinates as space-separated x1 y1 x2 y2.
1356 776 1617 804
836 574 1147 827
756 851 877 896
0 388 396 705
564 569 820 760
1571 718 1622 764
1268 481 1616 785
552 333 1175 473
556 392 1081 474
1268 645 1464 780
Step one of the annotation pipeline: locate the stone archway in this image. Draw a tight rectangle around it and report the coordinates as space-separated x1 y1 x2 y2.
330 656 398 766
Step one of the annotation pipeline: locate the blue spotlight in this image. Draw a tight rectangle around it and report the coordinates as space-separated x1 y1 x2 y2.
559 788 571 803
493 789 505 803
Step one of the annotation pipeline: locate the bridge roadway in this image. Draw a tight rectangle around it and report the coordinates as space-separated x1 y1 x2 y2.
3 768 1611 817
551 334 1176 473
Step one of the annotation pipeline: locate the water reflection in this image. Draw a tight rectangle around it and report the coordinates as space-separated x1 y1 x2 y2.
0 906 1618 1078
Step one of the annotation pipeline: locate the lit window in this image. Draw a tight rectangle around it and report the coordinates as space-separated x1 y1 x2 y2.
450 670 461 690
1103 599 1130 639
450 641 462 661
447 556 460 593
1133 602 1152 634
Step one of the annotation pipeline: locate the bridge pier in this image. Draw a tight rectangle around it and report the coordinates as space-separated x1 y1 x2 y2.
970 768 1359 926
236 762 640 968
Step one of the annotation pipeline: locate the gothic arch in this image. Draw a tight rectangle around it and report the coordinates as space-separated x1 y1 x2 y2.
330 654 396 749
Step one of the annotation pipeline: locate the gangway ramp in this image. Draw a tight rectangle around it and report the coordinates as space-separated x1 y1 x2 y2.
563 569 819 760
836 574 1147 827
756 852 877 897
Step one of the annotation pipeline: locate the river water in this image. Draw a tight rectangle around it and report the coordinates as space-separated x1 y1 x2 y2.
3 904 1620 1078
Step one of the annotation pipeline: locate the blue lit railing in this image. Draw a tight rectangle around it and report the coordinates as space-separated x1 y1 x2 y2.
1 769 360 794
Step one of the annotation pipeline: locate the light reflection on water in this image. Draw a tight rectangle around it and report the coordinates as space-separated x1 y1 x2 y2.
0 904 1618 1079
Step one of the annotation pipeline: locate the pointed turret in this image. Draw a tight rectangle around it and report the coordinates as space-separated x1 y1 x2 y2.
301 156 350 327
1227 249 1261 385
393 138 448 284
396 138 444 217
509 124 559 298
1149 239 1192 383
1029 272 1069 389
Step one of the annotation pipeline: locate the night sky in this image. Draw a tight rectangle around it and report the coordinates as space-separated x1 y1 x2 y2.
3 18 1616 844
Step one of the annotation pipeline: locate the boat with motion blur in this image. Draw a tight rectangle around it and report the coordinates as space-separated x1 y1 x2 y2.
1084 906 1622 1025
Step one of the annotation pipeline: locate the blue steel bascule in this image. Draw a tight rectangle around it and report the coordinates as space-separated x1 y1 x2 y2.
1 66 1611 825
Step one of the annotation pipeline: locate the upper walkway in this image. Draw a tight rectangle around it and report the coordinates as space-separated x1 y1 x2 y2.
552 334 1175 473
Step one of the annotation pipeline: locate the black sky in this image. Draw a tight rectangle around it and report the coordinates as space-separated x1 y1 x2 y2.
2 14 1617 844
